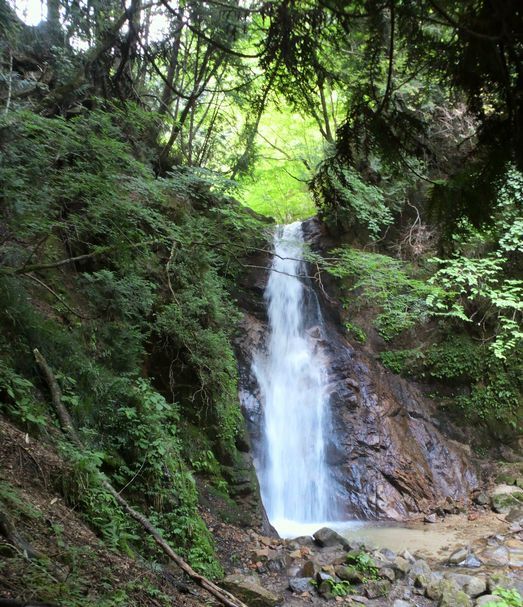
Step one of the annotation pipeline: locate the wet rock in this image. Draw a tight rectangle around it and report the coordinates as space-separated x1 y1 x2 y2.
380 567 396 582
490 488 523 514
445 573 487 598
393 556 412 577
440 589 473 607
409 559 431 588
364 579 391 599
506 506 523 525
473 492 490 506
221 574 282 607
425 572 445 600
288 577 313 593
448 547 469 565
290 535 314 547
476 596 503 606
461 553 482 568
315 571 334 584
400 550 415 562
480 545 510 566
335 565 365 584
300 560 316 577
313 527 350 549
380 547 397 560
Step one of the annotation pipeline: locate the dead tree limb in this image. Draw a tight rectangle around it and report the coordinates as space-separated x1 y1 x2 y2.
32 349 248 607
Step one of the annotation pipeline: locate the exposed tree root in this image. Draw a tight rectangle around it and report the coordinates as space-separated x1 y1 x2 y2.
33 349 248 607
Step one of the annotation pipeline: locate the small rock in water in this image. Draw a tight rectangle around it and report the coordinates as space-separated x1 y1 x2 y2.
424 513 437 523
460 553 482 568
448 546 469 565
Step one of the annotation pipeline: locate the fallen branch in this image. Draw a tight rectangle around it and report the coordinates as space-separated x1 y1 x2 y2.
0 508 46 561
33 349 248 607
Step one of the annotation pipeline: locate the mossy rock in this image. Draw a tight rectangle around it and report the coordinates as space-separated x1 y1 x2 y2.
491 492 523 514
496 473 518 485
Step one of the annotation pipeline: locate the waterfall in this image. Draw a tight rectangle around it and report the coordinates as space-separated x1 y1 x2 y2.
253 221 339 535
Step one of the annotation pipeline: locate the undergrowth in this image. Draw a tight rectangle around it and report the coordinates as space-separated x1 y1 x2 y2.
0 104 267 592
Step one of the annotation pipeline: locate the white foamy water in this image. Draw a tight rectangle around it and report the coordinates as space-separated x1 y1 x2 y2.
253 222 338 535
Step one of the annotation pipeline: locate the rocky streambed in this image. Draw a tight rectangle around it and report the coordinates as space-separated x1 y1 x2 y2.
219 506 523 607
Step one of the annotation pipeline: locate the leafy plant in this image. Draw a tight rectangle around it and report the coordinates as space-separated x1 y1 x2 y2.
484 587 523 607
346 551 379 580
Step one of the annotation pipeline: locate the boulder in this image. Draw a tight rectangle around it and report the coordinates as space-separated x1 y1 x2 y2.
425 573 445 600
380 567 396 582
473 492 490 506
480 545 510 567
490 490 523 514
393 556 412 577
221 574 282 607
313 527 350 549
300 559 316 577
288 577 313 593
445 573 487 598
448 546 469 565
506 506 523 525
475 596 503 606
364 579 391 599
290 535 315 547
409 559 431 588
461 554 482 568
335 565 365 584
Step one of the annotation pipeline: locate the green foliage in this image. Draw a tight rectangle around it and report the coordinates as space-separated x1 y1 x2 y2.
240 105 322 222
344 322 367 344
427 164 523 360
485 587 523 607
0 105 263 582
326 248 438 340
381 336 521 428
323 578 352 597
345 551 379 580
313 161 393 239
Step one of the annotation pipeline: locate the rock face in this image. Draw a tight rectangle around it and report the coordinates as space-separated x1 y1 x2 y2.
235 217 479 521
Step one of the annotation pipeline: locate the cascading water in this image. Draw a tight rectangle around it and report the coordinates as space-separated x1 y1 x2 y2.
253 221 339 536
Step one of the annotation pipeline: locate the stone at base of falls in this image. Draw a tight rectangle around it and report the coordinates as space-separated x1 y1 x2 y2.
506 505 523 525
312 527 351 549
364 579 392 599
288 577 313 593
221 574 282 607
334 565 365 584
476 596 503 606
448 546 470 565
445 573 487 598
